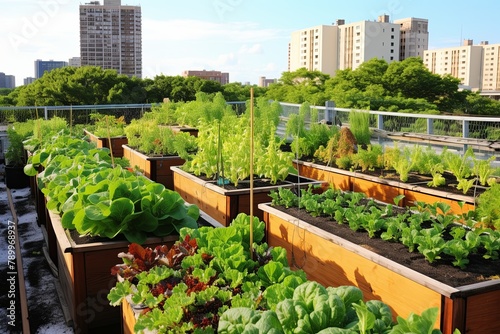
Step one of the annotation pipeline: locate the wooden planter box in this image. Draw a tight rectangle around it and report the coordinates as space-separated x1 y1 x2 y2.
171 166 324 227
260 203 500 334
84 129 128 158
49 210 179 333
295 160 476 214
121 297 136 334
122 144 185 189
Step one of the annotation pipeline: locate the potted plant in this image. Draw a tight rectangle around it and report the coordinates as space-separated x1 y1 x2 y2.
260 186 500 334
5 124 30 189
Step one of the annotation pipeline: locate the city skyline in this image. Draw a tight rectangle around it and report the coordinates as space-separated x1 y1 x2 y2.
1 0 500 87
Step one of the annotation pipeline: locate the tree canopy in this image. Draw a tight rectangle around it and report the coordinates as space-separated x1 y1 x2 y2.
1 59 499 116
1 66 265 107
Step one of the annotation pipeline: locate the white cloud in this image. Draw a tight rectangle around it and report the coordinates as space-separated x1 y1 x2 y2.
216 52 238 66
239 44 262 55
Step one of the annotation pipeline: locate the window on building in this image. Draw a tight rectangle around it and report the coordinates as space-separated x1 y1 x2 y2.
391 35 394 39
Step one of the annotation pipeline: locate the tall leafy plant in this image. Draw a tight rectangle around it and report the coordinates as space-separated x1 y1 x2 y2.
183 98 295 186
348 110 371 146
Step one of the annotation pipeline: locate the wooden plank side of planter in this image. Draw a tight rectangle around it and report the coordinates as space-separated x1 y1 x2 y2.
262 208 443 327
121 298 136 334
403 188 474 215
49 209 180 333
123 145 184 189
295 161 352 191
352 177 404 205
441 296 466 334
123 145 151 178
227 192 274 224
150 157 184 189
84 130 127 158
172 170 229 226
464 289 500 333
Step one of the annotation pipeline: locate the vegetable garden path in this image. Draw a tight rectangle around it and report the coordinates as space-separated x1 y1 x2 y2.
0 168 73 334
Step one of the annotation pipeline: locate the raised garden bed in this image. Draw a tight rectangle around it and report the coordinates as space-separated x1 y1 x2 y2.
171 166 324 226
295 160 477 214
84 129 128 158
48 208 220 333
259 200 500 334
122 144 185 189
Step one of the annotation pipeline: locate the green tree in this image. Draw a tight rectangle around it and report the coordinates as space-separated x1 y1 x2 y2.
14 66 142 106
266 68 330 105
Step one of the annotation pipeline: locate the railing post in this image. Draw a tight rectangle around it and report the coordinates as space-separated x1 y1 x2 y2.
44 107 48 120
427 118 434 135
377 114 384 131
463 120 469 139
463 119 469 151
324 101 336 124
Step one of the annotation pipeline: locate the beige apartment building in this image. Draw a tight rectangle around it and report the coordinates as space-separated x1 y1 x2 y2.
423 40 483 90
394 17 429 60
481 42 500 91
182 70 229 85
288 24 339 76
79 0 142 78
338 15 400 70
288 15 403 76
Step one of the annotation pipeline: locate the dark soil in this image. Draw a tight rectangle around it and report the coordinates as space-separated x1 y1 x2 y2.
195 173 317 190
273 204 500 288
68 215 215 245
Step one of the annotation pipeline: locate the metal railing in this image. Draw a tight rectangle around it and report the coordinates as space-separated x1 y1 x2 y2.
277 101 500 142
1 101 499 142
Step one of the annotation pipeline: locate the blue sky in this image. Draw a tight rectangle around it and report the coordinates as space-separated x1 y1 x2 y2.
1 0 499 86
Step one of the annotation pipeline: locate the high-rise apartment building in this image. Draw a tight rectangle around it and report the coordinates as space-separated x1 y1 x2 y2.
481 42 500 91
288 25 339 76
68 57 81 67
79 0 142 78
34 59 68 78
424 40 500 92
182 70 229 85
423 39 483 90
0 73 16 88
288 15 401 76
24 77 36 85
258 76 277 87
338 15 400 71
394 17 429 60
